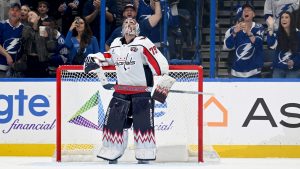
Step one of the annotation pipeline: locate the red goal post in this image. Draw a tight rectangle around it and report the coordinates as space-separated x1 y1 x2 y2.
56 65 203 162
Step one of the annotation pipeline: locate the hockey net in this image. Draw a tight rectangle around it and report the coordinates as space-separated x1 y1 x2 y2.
56 65 209 162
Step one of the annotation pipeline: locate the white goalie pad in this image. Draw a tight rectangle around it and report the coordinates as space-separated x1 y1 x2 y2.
151 74 176 103
135 148 156 160
97 147 123 161
96 130 128 161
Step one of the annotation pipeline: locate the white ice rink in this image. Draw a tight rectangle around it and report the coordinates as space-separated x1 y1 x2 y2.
1 157 300 169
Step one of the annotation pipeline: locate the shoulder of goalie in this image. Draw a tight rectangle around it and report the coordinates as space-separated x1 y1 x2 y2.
84 52 109 73
151 74 176 103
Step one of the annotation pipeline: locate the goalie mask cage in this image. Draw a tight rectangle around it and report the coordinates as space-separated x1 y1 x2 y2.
56 65 203 162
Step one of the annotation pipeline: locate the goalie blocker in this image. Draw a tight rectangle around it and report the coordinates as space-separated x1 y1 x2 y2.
151 74 176 103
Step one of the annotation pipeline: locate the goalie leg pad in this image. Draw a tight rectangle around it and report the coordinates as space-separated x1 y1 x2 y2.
97 147 122 161
98 95 130 160
132 93 154 130
122 129 129 151
131 93 156 160
97 129 129 161
135 148 156 161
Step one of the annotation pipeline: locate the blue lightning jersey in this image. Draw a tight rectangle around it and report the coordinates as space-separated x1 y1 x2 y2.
0 20 23 70
223 22 264 77
267 30 300 70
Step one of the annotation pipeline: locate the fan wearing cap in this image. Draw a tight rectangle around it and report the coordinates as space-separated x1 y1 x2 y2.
0 0 21 20
105 4 137 50
239 4 256 39
223 3 265 78
123 4 137 18
0 2 23 77
108 0 135 28
105 2 162 51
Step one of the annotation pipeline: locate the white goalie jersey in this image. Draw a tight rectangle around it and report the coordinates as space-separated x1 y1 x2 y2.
103 36 169 88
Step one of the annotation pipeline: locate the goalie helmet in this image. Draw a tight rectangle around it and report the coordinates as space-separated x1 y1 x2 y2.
121 18 140 37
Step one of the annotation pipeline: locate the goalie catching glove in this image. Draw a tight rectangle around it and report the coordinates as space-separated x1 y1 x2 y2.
84 52 109 73
151 74 176 103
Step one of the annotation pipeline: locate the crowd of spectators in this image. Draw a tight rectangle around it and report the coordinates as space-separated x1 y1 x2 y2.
1 0 300 78
0 0 187 78
223 0 300 78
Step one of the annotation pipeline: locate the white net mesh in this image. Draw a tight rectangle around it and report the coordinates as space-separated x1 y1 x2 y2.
56 65 205 162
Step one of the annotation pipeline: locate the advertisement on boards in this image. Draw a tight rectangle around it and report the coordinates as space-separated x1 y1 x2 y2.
203 81 300 145
1 80 300 157
0 82 56 143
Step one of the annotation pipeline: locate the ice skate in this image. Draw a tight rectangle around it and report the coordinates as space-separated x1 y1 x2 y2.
137 160 149 164
108 159 118 164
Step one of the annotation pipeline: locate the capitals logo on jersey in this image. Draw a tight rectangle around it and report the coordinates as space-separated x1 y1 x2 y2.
3 38 21 55
235 43 255 61
278 51 292 64
115 53 136 71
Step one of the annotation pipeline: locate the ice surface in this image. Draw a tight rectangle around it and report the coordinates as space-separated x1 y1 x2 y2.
0 157 300 169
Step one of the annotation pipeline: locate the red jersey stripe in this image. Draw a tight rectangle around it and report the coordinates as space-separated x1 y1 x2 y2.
143 47 161 75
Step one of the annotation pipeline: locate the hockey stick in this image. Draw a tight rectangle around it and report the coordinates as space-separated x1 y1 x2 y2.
92 68 214 95
112 84 214 95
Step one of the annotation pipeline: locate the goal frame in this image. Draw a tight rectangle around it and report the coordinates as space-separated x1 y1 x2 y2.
56 65 203 162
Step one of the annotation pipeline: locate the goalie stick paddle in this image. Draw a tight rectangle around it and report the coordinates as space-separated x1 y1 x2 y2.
93 68 213 95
